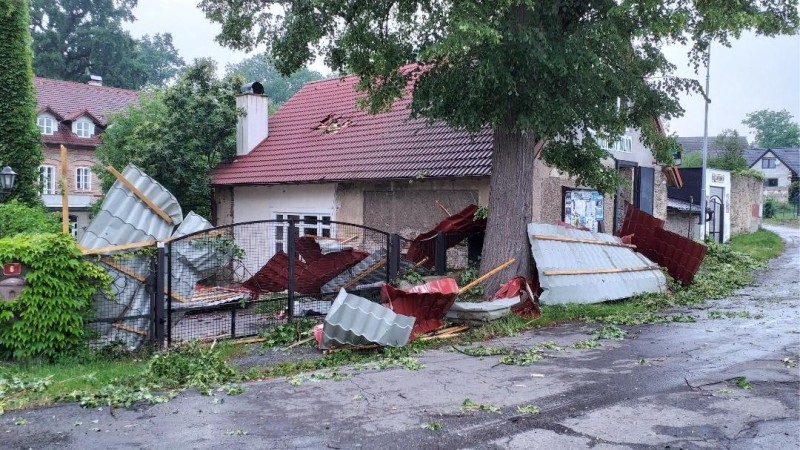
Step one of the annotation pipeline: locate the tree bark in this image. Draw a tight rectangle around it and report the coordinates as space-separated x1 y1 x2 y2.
479 118 536 297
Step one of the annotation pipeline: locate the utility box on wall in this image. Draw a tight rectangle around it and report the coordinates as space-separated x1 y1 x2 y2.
0 262 27 301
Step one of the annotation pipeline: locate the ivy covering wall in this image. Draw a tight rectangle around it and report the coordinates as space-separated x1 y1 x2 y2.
0 234 109 359
0 0 44 204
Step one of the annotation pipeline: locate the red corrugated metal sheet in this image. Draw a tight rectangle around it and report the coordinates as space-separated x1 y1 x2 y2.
381 278 458 338
490 276 541 318
243 238 369 295
619 204 706 285
406 204 487 268
212 75 493 185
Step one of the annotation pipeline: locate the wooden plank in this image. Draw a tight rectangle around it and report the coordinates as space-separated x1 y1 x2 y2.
60 145 69 235
99 257 191 303
111 323 148 336
342 257 388 289
530 234 636 249
458 258 515 295
284 336 315 350
543 265 660 276
106 165 173 224
81 240 156 255
435 200 451 217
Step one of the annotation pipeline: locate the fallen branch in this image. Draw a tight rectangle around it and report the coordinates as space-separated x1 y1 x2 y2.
284 336 314 350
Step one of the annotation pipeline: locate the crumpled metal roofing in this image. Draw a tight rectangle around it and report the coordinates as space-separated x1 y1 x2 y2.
79 164 183 249
529 223 667 305
92 256 151 349
169 212 216 303
212 75 492 185
381 278 458 338
406 204 487 268
322 289 415 349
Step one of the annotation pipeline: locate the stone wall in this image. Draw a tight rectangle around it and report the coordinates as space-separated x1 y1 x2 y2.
664 211 701 240
730 174 763 235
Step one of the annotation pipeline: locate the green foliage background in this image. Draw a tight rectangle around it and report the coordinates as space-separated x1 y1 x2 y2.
0 0 44 204
30 0 185 88
743 109 800 148
0 200 60 236
0 233 110 359
95 59 242 218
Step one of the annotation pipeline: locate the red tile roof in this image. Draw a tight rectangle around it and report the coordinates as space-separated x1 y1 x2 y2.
212 75 492 186
34 77 139 149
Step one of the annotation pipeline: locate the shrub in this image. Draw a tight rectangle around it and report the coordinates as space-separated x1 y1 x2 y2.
0 200 60 236
763 199 776 218
0 233 110 359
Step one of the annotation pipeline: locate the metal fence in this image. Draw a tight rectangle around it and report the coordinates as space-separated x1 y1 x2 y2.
85 221 485 349
162 220 395 346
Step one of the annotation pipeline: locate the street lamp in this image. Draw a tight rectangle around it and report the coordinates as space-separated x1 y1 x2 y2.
0 165 17 201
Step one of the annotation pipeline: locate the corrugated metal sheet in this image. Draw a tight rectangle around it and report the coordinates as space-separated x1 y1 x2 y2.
322 289 415 349
79 164 183 249
212 74 492 185
170 212 216 302
381 278 458 338
446 296 521 321
529 223 667 305
93 256 151 349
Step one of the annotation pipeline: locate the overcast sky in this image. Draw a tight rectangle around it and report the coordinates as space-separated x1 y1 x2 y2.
125 0 800 142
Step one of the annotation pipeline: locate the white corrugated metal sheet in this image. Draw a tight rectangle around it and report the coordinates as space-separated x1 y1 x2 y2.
79 164 183 249
528 223 666 305
322 289 415 349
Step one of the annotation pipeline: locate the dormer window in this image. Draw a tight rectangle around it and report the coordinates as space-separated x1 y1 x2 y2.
73 118 95 138
37 114 55 135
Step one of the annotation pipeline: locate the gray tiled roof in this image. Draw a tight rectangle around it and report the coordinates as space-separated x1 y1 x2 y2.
676 136 750 158
746 148 800 175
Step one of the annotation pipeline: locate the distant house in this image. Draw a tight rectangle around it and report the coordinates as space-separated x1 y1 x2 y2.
34 76 139 237
743 148 799 201
212 76 670 253
675 135 750 159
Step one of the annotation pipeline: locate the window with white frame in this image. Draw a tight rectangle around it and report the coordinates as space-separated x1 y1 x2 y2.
69 215 79 238
73 118 95 138
274 213 332 254
762 158 777 169
37 114 55 135
590 130 632 153
39 165 56 194
75 167 91 191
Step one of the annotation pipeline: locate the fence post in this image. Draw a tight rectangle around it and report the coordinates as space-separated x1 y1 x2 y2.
165 241 172 348
287 220 298 321
152 241 166 349
435 232 447 276
388 234 401 282
467 232 484 266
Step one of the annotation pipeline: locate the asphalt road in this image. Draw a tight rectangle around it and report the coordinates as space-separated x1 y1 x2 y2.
3 226 799 450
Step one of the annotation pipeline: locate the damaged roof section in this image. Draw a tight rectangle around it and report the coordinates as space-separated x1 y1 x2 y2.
79 164 183 249
528 223 667 305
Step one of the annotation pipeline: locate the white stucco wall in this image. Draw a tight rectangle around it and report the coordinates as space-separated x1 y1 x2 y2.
233 184 337 223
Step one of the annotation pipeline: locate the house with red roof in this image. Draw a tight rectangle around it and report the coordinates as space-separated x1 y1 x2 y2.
212 76 669 244
34 76 139 237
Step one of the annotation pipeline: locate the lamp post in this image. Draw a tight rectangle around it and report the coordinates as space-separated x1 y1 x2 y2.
0 165 17 202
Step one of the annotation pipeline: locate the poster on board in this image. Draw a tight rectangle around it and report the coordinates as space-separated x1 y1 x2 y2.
564 189 604 232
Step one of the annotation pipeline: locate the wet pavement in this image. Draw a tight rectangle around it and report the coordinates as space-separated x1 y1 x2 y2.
3 226 799 449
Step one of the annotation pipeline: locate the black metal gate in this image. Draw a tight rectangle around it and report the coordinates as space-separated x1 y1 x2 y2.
708 196 724 243
159 220 397 346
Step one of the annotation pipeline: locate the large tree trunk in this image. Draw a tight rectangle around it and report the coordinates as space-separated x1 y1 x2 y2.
479 118 537 297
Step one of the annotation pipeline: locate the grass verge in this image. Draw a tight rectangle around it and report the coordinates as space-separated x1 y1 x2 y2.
729 228 785 261
0 229 785 413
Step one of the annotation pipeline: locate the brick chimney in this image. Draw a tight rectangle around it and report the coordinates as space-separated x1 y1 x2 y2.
236 81 269 156
87 75 103 86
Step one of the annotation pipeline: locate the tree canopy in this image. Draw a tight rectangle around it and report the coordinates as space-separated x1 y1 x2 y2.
743 109 800 148
200 0 799 295
225 54 324 107
0 0 43 204
30 0 185 88
95 59 242 218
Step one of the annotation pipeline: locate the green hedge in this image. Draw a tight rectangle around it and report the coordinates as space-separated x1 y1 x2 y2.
0 200 61 236
0 233 110 359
